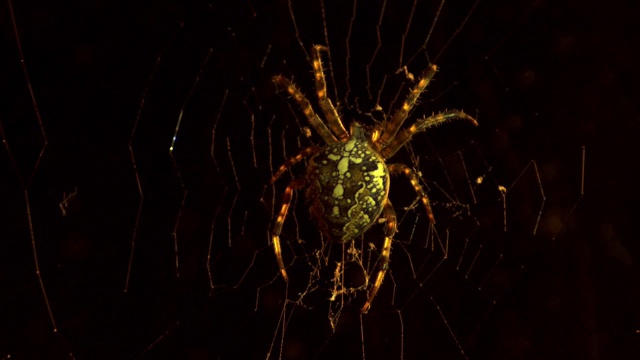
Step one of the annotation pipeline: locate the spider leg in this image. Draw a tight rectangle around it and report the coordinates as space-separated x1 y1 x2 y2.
378 65 439 148
388 163 436 224
361 199 397 313
312 45 349 141
271 177 306 282
273 75 338 144
380 110 477 158
270 146 320 184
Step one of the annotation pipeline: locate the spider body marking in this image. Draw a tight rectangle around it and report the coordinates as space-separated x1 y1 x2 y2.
307 122 389 242
270 45 477 313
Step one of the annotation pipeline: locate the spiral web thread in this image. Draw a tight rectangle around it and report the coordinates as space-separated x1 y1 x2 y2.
0 0 585 359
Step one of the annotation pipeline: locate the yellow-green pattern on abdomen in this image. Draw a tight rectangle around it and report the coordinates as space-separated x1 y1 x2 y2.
306 137 390 242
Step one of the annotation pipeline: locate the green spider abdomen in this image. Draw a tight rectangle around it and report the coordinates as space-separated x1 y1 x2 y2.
306 137 390 242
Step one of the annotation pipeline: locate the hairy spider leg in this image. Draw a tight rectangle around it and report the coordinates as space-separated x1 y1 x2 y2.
311 45 349 141
273 75 338 144
270 146 320 184
381 110 478 159
361 199 397 313
271 177 306 282
389 163 437 224
378 65 439 148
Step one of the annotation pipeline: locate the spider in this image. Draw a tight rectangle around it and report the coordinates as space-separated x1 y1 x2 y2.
270 45 477 313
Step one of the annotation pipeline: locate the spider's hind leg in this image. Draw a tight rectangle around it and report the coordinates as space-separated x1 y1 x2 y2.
270 145 320 184
388 163 436 224
361 199 397 313
271 177 306 282
270 146 320 281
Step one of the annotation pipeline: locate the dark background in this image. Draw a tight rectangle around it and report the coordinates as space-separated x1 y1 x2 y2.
1 0 639 359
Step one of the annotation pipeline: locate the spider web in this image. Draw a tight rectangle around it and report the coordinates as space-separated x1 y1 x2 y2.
2 0 638 359
242 1 586 358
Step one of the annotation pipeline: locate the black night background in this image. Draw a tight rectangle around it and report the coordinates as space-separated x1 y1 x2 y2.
1 0 639 359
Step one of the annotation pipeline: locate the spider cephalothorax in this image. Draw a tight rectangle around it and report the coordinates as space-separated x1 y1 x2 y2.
270 45 477 313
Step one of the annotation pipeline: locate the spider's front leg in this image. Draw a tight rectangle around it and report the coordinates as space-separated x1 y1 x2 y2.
378 65 439 148
272 75 338 144
381 110 478 159
311 45 349 141
361 199 397 313
374 63 478 158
